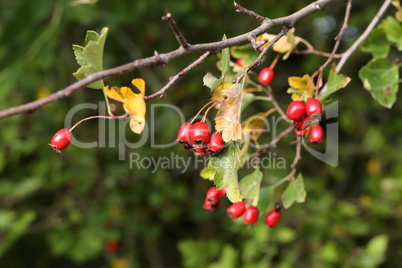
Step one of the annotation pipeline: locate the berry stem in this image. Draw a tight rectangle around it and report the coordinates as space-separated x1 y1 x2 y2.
69 113 129 132
191 100 222 123
269 53 281 70
202 101 221 122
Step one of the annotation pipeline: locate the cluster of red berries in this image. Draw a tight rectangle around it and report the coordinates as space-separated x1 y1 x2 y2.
286 98 324 143
177 122 225 157
203 186 282 227
50 128 72 153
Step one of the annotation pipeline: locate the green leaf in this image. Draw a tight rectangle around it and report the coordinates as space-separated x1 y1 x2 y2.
359 58 399 108
353 234 389 267
381 16 402 50
281 174 307 209
360 27 390 58
72 27 108 89
203 72 223 91
239 169 262 200
241 92 255 111
256 186 274 214
230 44 261 67
221 34 230 78
321 67 351 101
209 141 242 203
200 167 216 181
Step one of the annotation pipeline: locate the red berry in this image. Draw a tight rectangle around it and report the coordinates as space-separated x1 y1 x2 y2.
203 198 220 211
190 122 210 146
106 239 118 253
236 57 244 67
305 98 323 118
293 115 311 130
243 206 259 225
265 209 281 227
193 145 208 157
206 186 221 204
177 122 193 146
50 128 72 153
295 128 308 137
227 202 246 219
182 143 193 151
207 133 225 156
286 101 306 121
309 124 324 144
258 67 275 85
217 187 228 198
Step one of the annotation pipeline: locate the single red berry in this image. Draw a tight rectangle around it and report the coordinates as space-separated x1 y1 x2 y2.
243 206 259 225
177 122 193 146
227 202 246 219
203 198 220 211
305 98 323 118
293 115 311 130
286 101 306 121
295 128 308 137
190 122 210 146
193 145 208 157
265 209 281 227
217 187 228 198
206 186 221 204
309 124 324 144
106 239 118 253
207 133 225 156
50 128 72 153
258 67 275 85
236 57 244 67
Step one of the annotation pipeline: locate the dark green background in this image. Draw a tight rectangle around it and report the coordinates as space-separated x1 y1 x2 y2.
0 0 401 267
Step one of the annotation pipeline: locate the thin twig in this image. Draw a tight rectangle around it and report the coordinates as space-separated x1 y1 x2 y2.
319 0 393 97
0 0 338 120
289 136 302 181
262 86 292 123
256 126 293 155
293 48 342 58
234 2 267 23
234 27 291 83
145 51 212 101
162 12 190 49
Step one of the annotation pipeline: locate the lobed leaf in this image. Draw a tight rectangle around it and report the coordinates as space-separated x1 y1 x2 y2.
239 169 262 200
381 16 402 51
360 27 390 58
320 66 351 101
282 174 307 209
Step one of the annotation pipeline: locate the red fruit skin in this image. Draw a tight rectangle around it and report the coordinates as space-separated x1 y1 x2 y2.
207 133 225 156
50 128 72 153
295 128 308 137
236 57 244 67
293 115 311 130
203 198 220 211
177 122 193 145
243 206 259 225
193 145 208 157
106 239 118 253
258 67 275 85
190 122 211 146
286 101 306 121
309 124 324 144
206 186 221 204
227 202 246 219
217 187 228 198
305 98 323 118
265 209 281 227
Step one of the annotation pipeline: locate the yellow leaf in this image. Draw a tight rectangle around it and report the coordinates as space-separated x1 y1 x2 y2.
37 86 51 100
112 259 129 268
288 74 315 98
215 84 243 142
211 83 232 109
241 110 275 141
257 29 301 53
105 78 146 134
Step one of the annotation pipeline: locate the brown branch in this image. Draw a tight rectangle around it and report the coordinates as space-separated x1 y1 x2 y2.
262 86 292 123
145 51 212 101
293 48 342 58
0 0 339 120
234 2 267 23
234 26 291 83
287 136 302 181
256 126 293 155
162 12 190 49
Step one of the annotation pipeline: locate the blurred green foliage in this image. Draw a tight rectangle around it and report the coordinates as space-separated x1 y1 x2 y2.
0 0 401 267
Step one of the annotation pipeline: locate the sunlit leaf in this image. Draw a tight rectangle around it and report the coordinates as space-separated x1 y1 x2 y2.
257 30 301 54
200 167 216 181
359 58 399 108
320 66 351 101
215 83 243 142
203 72 223 91
73 27 108 89
105 78 146 133
209 141 241 203
282 174 306 209
381 16 402 50
239 169 262 200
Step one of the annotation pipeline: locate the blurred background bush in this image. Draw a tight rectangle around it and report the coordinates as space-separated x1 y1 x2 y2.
0 0 401 267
